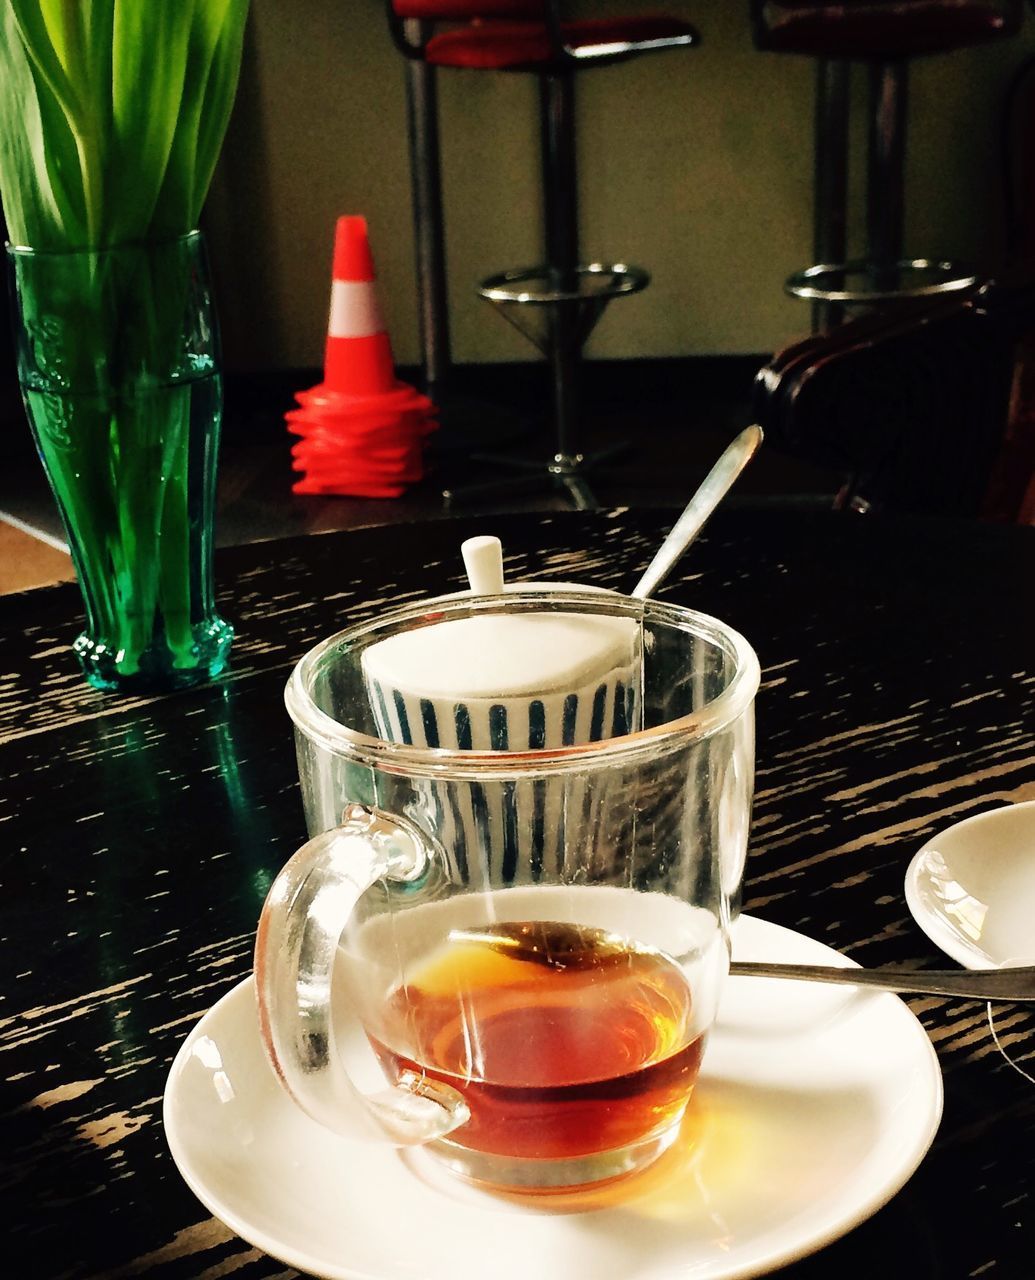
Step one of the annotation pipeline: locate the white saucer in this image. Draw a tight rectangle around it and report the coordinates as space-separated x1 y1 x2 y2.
163 915 942 1280
905 800 1035 969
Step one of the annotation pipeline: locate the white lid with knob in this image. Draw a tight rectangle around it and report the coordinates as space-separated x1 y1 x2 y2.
361 536 637 702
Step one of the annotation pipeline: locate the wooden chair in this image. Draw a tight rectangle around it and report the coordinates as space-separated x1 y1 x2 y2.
754 281 1035 520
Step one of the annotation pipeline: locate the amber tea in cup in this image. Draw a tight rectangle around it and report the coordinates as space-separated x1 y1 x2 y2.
366 919 705 1169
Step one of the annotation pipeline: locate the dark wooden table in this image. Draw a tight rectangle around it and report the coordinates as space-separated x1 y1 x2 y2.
2 506 1034 1278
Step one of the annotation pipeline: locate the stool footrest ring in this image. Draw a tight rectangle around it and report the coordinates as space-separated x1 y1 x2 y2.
478 262 649 306
478 262 649 356
785 257 979 304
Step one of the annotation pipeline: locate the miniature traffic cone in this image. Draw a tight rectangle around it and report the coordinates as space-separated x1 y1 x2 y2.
286 216 437 498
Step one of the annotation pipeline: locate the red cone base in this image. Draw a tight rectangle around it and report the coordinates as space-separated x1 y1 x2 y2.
287 382 437 499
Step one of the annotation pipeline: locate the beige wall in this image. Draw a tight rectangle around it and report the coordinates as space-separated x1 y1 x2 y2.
204 0 1035 371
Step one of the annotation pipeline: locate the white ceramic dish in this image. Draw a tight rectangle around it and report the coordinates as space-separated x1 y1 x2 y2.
163 915 942 1280
904 800 1035 969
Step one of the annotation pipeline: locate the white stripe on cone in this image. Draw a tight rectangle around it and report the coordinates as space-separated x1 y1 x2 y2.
328 280 385 338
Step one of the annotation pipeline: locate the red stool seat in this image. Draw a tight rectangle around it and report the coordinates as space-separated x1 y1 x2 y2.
424 15 697 70
755 0 1023 59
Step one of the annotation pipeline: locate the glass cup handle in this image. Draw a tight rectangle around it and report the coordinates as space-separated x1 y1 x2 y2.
254 802 471 1145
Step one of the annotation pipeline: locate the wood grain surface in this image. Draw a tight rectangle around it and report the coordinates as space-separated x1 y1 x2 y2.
1 506 1033 1278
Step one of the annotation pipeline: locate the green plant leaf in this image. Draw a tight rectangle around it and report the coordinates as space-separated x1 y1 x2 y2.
9 0 114 245
9 0 85 124
188 0 248 222
0 0 249 248
148 0 249 239
108 0 195 244
0 5 85 246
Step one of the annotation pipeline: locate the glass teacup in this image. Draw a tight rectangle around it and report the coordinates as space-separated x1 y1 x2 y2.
256 589 759 1192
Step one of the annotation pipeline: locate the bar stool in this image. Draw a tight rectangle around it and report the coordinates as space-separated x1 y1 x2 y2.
750 1 1024 331
386 3 698 507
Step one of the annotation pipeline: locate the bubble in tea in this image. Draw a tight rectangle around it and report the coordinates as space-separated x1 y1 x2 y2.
366 921 705 1167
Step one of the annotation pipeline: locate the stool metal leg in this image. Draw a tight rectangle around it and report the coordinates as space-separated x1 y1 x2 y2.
539 71 585 476
867 60 908 293
541 72 579 284
787 53 973 311
448 66 643 509
813 58 850 332
403 19 451 403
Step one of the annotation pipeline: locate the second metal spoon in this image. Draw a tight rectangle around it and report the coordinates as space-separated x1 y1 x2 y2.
631 423 764 600
450 923 1035 1003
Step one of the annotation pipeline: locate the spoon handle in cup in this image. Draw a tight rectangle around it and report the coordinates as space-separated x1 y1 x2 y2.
730 959 1035 1001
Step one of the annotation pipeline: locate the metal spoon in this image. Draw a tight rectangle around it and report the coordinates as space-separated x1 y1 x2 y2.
632 423 764 600
450 923 1035 1003
730 959 1035 1001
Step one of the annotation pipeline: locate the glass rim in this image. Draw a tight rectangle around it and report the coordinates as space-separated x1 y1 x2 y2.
284 588 760 779
4 229 203 258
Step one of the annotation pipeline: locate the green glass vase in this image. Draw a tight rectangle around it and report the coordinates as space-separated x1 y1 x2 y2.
7 232 233 692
